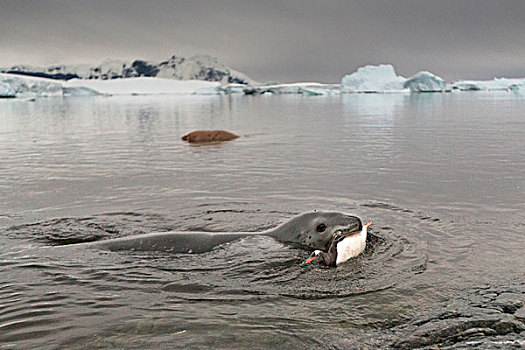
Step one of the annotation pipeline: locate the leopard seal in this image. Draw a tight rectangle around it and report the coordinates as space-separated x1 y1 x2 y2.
79 211 362 254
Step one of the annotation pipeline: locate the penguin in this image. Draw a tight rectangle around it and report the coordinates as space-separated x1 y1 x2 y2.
303 221 372 267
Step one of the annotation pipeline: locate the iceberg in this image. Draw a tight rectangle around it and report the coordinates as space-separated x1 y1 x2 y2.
403 71 447 92
341 64 407 93
0 73 62 98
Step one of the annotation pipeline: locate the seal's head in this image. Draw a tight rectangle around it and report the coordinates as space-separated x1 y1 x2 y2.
267 211 362 251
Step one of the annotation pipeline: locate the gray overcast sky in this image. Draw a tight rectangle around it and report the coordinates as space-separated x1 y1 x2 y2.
1 0 524 83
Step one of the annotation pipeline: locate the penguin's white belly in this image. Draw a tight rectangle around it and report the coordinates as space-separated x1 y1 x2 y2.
335 233 366 265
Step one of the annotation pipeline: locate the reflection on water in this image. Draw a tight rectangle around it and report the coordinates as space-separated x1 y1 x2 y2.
342 93 408 117
0 93 524 349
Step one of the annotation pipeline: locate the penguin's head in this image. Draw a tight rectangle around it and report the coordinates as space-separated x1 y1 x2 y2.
303 250 323 264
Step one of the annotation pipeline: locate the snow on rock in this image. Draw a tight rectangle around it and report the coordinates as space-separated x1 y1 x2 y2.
156 55 256 85
451 78 525 91
341 64 407 93
2 55 256 85
63 77 222 95
0 73 62 98
403 71 447 92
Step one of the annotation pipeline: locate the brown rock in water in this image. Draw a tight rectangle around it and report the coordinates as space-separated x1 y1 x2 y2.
181 130 240 143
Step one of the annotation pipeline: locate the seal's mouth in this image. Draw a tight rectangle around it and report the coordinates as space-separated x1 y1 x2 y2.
333 226 360 238
333 220 372 238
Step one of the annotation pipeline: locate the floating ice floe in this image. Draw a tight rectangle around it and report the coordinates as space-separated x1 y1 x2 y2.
403 71 447 92
0 73 62 98
341 64 407 93
223 83 247 94
299 85 340 96
243 82 340 95
62 86 100 97
451 78 525 91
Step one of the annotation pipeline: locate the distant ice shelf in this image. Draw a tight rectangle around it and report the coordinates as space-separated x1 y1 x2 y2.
0 73 223 98
63 77 222 95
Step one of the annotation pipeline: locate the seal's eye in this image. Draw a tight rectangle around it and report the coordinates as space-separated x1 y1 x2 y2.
316 223 327 232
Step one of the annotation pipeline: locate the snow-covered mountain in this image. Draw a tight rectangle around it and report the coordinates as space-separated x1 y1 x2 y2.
0 55 255 85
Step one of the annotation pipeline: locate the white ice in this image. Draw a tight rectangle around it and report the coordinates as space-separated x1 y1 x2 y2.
223 83 247 94
0 73 62 98
0 81 16 97
64 77 222 95
62 86 100 97
451 78 525 91
1 73 223 98
4 63 525 99
244 82 340 95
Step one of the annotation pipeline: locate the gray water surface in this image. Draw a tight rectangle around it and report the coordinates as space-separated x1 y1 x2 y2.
1 93 524 349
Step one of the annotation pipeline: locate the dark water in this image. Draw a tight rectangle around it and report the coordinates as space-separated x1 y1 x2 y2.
1 93 524 349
